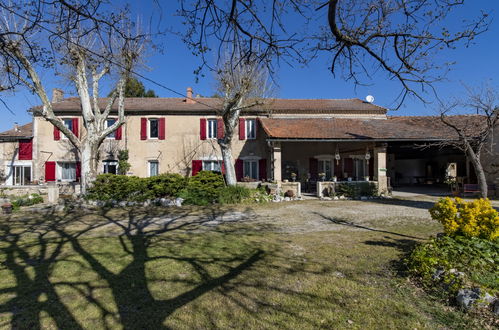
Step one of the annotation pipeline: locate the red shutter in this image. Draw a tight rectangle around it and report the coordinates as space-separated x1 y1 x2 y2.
72 118 79 138
259 158 267 181
239 118 246 140
192 160 202 176
200 118 207 140
309 158 318 180
217 119 224 139
115 124 122 140
221 161 226 174
159 117 166 140
235 159 243 181
18 139 32 160
45 161 56 182
76 162 81 181
140 118 147 140
53 125 60 140
344 158 354 177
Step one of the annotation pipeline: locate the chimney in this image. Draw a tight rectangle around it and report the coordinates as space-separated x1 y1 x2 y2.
52 88 64 103
13 122 19 132
185 87 195 104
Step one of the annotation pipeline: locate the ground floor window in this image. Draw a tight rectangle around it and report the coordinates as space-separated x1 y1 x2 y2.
103 160 118 174
318 159 332 179
13 165 31 185
243 160 258 180
58 162 76 181
203 160 221 172
354 159 367 180
148 160 159 177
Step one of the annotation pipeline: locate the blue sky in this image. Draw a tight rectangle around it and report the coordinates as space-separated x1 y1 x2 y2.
0 1 497 132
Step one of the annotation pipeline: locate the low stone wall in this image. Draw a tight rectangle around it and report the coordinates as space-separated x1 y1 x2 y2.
0 182 81 203
280 182 301 197
0 185 48 197
236 182 261 189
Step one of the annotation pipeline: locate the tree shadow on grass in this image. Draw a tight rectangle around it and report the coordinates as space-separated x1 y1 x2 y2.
313 212 425 240
0 205 326 329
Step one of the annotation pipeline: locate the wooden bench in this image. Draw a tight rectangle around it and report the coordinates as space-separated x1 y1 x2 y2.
463 184 496 196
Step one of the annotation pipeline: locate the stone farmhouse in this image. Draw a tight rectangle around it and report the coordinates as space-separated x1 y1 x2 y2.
0 88 497 197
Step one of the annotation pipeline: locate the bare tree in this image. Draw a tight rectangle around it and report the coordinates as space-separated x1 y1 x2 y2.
216 55 271 185
437 87 498 198
178 0 489 106
0 1 146 193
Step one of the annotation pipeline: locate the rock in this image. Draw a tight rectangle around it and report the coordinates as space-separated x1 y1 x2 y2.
333 271 345 278
174 197 184 207
432 268 445 281
284 190 295 198
456 288 480 309
284 197 291 202
481 292 495 305
339 195 346 200
118 201 127 207
360 196 368 200
321 197 332 201
493 300 499 315
333 196 339 200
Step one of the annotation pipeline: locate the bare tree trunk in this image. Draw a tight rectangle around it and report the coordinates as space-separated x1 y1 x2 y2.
220 140 237 185
465 142 488 198
80 139 101 195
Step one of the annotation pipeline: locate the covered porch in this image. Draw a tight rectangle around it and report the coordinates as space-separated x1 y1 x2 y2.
268 141 389 196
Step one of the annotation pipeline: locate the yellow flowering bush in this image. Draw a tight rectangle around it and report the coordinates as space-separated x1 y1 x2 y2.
430 197 499 241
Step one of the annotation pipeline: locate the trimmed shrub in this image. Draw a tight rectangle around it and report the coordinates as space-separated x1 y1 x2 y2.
145 173 187 198
180 171 225 205
218 185 252 204
86 174 149 202
430 197 498 241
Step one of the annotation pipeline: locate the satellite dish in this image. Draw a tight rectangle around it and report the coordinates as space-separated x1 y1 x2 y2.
366 95 375 103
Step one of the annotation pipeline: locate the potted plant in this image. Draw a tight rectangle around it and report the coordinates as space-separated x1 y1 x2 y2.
318 172 326 181
332 175 337 182
290 172 297 182
2 202 13 214
444 176 458 195
364 176 370 181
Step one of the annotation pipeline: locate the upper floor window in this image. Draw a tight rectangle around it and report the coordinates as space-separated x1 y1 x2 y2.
246 119 256 139
106 119 116 139
149 119 159 139
62 119 73 139
207 119 218 139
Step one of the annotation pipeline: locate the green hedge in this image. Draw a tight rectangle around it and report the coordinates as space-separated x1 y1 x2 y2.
86 171 260 206
11 193 44 210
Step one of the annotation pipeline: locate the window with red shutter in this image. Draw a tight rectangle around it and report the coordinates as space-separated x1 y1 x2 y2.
159 118 166 140
18 139 32 160
45 161 56 182
140 118 147 140
217 119 224 139
235 159 244 181
53 125 60 140
200 118 207 140
192 160 202 176
72 118 79 137
239 118 246 140
115 125 122 140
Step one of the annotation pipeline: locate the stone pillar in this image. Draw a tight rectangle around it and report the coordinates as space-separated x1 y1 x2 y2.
47 184 59 204
374 144 388 194
272 142 282 183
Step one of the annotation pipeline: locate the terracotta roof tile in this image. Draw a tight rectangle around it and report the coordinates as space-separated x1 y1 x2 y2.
260 116 485 140
33 97 387 114
0 122 33 139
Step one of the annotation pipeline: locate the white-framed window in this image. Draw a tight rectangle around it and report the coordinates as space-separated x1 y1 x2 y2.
106 119 116 139
243 160 258 179
58 162 76 181
149 119 159 139
207 119 218 139
103 160 118 174
13 165 31 185
203 160 221 172
148 160 159 177
62 119 73 139
318 159 332 179
245 119 256 139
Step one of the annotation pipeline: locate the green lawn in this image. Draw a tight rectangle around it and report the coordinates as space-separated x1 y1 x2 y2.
0 202 482 329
